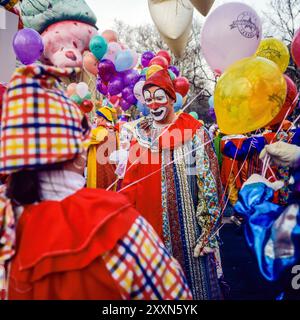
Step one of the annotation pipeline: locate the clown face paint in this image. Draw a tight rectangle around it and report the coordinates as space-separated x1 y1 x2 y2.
144 88 170 122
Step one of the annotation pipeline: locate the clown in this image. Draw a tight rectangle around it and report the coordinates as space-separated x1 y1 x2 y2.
121 69 224 300
86 107 119 190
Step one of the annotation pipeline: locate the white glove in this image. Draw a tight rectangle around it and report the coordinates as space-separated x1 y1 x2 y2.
260 141 300 168
242 174 284 191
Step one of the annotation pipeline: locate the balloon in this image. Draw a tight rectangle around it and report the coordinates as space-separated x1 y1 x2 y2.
82 52 98 75
149 56 169 69
255 38 290 73
268 75 298 126
108 74 124 96
141 51 155 68
109 95 120 106
98 59 116 82
174 93 183 112
201 2 262 73
130 50 139 69
115 50 134 72
146 65 163 79
134 81 146 104
157 50 172 65
208 108 216 122
214 57 287 135
66 83 77 97
208 96 214 108
168 70 176 80
96 78 108 95
122 69 140 87
13 28 44 65
291 28 300 68
137 101 150 116
120 98 132 111
104 42 122 62
89 35 108 61
173 77 190 97
80 100 94 114
122 87 137 105
169 65 180 77
101 30 118 43
70 94 82 105
141 68 149 75
189 111 199 120
76 82 89 99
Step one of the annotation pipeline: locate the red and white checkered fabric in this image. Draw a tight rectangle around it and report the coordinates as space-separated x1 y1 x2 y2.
0 65 89 174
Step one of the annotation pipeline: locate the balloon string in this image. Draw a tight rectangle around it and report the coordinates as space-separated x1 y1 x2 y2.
118 136 214 194
105 89 205 191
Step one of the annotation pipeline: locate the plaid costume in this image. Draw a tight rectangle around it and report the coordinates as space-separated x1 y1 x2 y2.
103 216 192 300
0 65 90 174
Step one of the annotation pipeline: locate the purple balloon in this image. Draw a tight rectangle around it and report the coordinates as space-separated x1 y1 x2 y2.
208 108 216 122
168 65 180 77
108 74 124 96
120 98 132 111
201 2 262 73
98 59 116 82
13 28 44 65
139 74 146 81
141 51 155 68
96 77 108 95
122 69 140 87
122 86 137 105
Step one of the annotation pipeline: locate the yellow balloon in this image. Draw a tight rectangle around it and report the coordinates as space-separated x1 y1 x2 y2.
255 38 290 73
146 65 163 79
215 57 287 135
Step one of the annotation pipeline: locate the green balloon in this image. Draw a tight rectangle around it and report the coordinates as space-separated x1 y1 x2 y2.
89 35 108 60
168 70 176 80
84 92 92 100
71 94 83 105
141 67 148 75
189 111 199 120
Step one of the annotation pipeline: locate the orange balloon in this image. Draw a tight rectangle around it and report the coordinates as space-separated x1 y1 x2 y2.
83 52 98 75
101 30 118 43
66 83 77 97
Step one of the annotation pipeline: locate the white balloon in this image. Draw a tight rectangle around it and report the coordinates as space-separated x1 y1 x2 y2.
133 81 146 104
76 82 89 99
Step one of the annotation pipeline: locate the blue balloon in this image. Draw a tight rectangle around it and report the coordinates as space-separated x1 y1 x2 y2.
174 93 183 112
115 50 134 72
89 35 108 60
136 101 150 116
208 95 214 109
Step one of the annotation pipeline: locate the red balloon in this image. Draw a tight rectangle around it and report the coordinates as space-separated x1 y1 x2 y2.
157 50 172 65
148 56 169 69
109 95 120 105
291 28 300 68
268 75 298 126
80 100 94 114
173 77 190 97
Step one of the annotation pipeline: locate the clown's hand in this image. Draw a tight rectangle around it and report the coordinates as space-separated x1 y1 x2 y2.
260 141 300 168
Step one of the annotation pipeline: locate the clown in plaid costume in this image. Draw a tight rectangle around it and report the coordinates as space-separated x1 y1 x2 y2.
0 65 192 300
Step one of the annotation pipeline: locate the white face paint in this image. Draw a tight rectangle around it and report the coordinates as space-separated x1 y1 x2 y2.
150 106 168 121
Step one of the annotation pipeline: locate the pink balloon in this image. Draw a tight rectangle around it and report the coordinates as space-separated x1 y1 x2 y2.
201 2 262 73
66 83 77 97
101 30 118 43
292 28 300 68
130 50 139 69
83 52 98 75
103 42 122 62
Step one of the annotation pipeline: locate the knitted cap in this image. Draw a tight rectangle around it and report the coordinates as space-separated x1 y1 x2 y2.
143 69 176 100
20 0 97 33
0 64 90 174
96 106 114 123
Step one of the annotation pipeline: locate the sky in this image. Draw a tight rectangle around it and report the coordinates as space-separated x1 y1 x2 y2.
86 0 270 31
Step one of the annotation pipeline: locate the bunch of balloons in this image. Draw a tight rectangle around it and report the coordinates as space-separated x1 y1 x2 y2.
84 30 139 112
66 82 94 114
201 2 299 134
134 49 190 114
13 28 44 65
